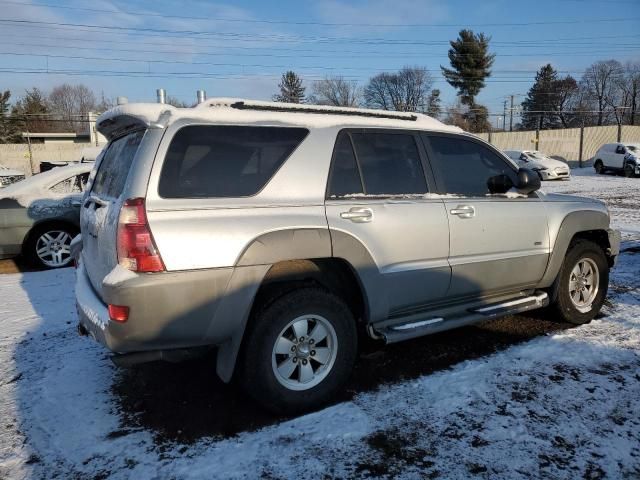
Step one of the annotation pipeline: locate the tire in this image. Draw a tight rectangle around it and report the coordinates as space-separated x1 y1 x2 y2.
594 160 604 174
239 287 357 414
24 222 78 269
549 239 609 325
624 163 635 178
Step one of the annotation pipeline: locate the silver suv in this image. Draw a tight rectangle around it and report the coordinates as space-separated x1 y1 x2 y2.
76 99 621 413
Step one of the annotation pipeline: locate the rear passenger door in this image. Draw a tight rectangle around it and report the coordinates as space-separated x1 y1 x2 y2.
422 133 550 299
325 130 450 320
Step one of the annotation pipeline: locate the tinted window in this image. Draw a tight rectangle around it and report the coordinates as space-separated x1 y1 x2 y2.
327 132 363 197
350 133 427 195
92 130 145 198
426 135 517 196
159 126 308 198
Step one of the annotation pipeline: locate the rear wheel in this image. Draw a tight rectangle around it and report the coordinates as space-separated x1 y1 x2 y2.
624 163 635 178
549 239 608 325
24 223 77 269
594 160 605 174
239 287 357 414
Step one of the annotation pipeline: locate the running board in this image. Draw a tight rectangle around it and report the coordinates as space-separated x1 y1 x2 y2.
372 292 549 344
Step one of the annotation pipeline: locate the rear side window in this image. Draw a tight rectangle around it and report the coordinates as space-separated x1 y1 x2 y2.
159 126 308 198
92 130 145 198
425 135 517 197
328 131 427 197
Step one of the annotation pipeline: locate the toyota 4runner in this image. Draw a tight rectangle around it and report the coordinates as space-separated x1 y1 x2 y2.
76 99 621 413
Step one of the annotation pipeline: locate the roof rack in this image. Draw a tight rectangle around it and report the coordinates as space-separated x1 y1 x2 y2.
228 100 418 121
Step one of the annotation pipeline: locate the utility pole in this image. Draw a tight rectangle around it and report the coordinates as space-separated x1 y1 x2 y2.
503 100 508 131
509 95 514 132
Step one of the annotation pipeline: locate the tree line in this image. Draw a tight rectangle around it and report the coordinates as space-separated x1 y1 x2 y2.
0 84 112 143
520 61 640 130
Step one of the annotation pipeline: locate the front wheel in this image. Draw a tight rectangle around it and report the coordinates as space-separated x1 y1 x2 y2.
549 239 609 325
239 287 357 414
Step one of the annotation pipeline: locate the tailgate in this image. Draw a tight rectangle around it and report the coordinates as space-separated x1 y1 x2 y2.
81 130 145 300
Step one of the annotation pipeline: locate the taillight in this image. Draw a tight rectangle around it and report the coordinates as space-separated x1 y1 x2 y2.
117 198 165 272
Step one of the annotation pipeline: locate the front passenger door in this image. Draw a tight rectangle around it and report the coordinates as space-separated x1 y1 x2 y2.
422 134 550 299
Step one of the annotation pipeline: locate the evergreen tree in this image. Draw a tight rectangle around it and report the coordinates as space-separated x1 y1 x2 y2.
441 30 495 107
521 64 562 130
273 71 306 103
11 88 54 133
0 90 21 143
426 89 441 118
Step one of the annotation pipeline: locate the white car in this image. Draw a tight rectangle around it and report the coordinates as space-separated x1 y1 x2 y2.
593 143 640 178
504 150 571 181
0 165 25 187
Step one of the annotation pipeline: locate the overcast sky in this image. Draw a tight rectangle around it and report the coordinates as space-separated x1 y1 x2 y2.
0 0 639 122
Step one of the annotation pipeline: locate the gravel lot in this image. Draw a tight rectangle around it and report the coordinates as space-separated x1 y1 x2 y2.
1 168 639 479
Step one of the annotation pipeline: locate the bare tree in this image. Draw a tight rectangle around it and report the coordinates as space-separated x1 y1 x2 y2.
311 76 360 107
620 62 640 125
49 83 97 132
580 60 623 126
364 66 434 112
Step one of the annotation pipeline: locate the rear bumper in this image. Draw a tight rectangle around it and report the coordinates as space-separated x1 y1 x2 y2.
76 260 237 353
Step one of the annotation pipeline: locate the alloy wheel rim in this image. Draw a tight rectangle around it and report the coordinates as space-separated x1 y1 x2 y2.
271 314 338 391
568 257 599 313
35 230 73 267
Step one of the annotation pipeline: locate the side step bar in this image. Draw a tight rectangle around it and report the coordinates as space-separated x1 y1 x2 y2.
373 292 549 344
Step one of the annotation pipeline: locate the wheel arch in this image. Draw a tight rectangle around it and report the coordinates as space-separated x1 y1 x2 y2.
538 210 615 289
21 218 80 253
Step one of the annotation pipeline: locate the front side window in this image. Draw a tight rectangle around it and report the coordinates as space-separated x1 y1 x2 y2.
159 126 308 198
327 132 364 197
425 135 517 197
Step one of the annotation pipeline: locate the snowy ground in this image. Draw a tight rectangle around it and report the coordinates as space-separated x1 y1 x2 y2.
1 169 639 479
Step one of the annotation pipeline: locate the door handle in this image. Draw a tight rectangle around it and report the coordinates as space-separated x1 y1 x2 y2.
450 205 475 218
340 208 373 223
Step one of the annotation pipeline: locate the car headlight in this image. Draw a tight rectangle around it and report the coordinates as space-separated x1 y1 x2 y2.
532 167 548 171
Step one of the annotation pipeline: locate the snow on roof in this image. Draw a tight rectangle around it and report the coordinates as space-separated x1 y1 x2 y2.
96 98 462 139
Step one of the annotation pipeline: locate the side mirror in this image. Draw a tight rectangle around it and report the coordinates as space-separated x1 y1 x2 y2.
487 173 513 194
515 168 541 194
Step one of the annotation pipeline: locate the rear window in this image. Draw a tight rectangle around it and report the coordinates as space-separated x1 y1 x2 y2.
159 126 308 198
92 130 145 198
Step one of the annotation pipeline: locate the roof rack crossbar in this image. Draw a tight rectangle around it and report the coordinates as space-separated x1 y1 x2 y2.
229 101 418 121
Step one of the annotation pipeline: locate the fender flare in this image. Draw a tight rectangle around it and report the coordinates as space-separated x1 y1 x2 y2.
538 210 610 288
214 227 385 382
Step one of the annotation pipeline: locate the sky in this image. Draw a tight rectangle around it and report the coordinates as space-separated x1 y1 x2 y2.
0 0 639 126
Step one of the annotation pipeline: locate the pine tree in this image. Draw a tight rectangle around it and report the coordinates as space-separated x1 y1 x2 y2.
521 64 562 130
11 88 54 133
426 89 441 118
0 90 21 143
273 71 306 104
441 30 495 107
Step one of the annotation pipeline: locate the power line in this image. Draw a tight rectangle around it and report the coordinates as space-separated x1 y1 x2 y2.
1 1 638 28
2 17 640 47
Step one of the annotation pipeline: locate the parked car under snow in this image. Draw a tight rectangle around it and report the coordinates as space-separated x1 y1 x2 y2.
0 163 93 268
504 150 571 180
0 165 26 187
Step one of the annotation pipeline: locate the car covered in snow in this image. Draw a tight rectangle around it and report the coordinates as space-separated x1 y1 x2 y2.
75 99 621 413
0 163 92 268
504 150 571 180
593 143 640 178
0 164 26 187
